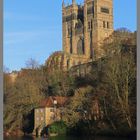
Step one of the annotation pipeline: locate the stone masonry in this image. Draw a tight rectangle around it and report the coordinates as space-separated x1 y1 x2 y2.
46 0 114 71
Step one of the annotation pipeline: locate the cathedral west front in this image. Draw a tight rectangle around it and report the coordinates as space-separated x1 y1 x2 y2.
46 0 114 71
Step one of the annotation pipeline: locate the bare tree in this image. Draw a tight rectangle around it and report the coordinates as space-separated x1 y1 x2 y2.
25 58 39 69
104 42 136 128
3 66 10 73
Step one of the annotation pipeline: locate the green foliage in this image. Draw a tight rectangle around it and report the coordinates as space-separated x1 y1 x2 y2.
67 120 96 136
63 86 94 127
46 69 75 96
49 121 67 134
4 30 136 136
102 37 136 129
4 67 48 132
4 64 75 132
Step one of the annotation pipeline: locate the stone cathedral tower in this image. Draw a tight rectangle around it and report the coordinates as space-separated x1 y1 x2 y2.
46 0 114 70
62 0 113 58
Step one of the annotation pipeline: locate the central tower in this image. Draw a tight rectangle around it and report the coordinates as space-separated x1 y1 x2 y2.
46 0 114 71
62 0 114 59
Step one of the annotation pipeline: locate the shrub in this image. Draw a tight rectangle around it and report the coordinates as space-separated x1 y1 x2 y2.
49 121 67 134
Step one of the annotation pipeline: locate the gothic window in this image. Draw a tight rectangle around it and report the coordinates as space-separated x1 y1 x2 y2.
101 7 109 14
77 38 84 55
90 31 93 58
88 22 91 29
88 21 92 30
70 38 72 53
103 21 106 28
75 20 83 35
87 6 94 15
107 22 109 28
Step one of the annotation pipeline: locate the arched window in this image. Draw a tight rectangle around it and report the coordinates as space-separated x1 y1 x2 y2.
103 21 106 28
77 38 84 55
107 22 109 28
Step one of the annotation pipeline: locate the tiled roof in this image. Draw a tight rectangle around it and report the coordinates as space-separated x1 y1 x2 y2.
39 96 69 108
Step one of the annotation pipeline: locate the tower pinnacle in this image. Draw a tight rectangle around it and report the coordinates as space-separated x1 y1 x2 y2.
72 0 76 4
62 0 65 7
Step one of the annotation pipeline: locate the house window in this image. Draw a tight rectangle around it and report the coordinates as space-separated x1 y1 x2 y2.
50 108 54 112
101 7 109 14
50 115 55 120
103 21 106 28
54 100 57 105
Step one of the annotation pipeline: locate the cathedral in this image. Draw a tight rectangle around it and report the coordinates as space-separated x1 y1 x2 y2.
46 0 114 71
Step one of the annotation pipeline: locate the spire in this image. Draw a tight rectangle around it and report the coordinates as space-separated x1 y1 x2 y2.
62 0 65 7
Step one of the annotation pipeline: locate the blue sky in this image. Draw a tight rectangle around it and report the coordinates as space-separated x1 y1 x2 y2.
4 0 137 71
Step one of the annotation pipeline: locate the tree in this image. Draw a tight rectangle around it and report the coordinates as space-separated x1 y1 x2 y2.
4 68 46 132
63 86 94 127
3 66 10 73
46 69 75 96
102 33 136 129
25 58 39 69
